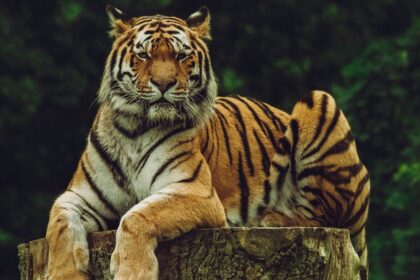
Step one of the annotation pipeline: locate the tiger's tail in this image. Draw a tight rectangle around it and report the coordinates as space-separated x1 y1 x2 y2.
265 90 370 278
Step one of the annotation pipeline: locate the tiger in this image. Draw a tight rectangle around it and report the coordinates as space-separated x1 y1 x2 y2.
45 5 370 280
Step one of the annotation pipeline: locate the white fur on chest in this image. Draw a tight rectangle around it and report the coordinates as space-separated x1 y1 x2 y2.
89 117 196 214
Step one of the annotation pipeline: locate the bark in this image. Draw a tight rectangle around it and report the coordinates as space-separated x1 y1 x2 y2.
18 227 362 280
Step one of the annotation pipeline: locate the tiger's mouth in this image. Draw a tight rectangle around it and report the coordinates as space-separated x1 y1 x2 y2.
150 98 173 106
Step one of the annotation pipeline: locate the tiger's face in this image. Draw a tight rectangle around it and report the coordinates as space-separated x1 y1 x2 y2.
99 6 217 128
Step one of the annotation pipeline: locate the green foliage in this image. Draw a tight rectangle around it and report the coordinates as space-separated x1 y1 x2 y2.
222 68 244 93
59 0 83 23
0 0 419 279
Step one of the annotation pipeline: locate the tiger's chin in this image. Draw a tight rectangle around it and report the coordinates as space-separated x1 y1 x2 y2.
145 103 205 128
147 103 187 126
108 91 215 129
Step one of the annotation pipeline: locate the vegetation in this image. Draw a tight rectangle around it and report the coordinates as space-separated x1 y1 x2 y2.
1 0 419 279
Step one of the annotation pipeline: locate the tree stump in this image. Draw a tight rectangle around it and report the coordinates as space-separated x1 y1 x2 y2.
17 227 362 279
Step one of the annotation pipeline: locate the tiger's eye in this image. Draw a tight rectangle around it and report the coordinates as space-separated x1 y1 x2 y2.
176 53 187 61
137 52 149 60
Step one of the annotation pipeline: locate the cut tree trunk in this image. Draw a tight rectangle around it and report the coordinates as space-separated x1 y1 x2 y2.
18 227 362 280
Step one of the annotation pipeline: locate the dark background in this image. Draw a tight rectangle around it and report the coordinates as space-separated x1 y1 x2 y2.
1 0 420 279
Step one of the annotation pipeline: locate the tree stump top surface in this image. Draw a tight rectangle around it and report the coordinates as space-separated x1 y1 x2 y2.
18 227 361 280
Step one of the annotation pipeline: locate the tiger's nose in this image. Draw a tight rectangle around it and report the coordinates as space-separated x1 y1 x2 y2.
150 78 176 94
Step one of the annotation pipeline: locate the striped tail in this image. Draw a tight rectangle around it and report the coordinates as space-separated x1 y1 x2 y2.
267 90 370 278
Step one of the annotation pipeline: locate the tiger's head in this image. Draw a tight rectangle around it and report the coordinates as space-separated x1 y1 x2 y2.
98 6 217 128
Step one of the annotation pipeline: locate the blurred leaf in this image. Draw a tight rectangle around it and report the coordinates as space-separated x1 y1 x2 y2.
222 68 244 93
60 0 83 23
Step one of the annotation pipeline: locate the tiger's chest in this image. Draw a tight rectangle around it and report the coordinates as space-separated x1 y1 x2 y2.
90 126 199 211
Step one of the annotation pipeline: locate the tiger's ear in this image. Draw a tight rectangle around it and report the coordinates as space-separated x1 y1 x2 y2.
105 5 131 38
186 6 211 40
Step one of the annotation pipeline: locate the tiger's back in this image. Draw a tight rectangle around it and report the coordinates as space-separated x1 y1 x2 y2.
199 92 370 278
200 96 290 226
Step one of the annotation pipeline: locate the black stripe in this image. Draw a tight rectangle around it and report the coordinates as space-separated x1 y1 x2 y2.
165 30 180 35
89 127 126 189
142 35 152 43
356 242 367 257
263 179 271 205
345 194 370 227
302 94 328 155
290 120 299 186
150 151 192 186
299 91 314 108
193 40 211 92
212 118 220 162
262 122 282 153
354 173 370 199
351 221 366 239
336 162 364 179
218 99 255 176
215 108 233 165
271 162 289 191
298 162 363 186
143 30 157 34
298 165 334 181
161 18 186 26
324 190 343 222
253 129 270 176
171 35 184 45
116 47 127 81
335 187 354 201
177 159 203 183
206 140 215 162
169 138 193 151
216 99 235 113
136 127 187 172
238 152 249 223
296 204 317 219
136 22 152 31
232 96 270 139
189 74 200 82
203 53 210 83
189 88 208 104
248 98 287 132
134 18 154 26
80 161 119 217
109 49 118 77
278 137 291 155
307 215 327 226
66 199 104 231
109 35 131 78
302 185 335 223
113 120 150 139
196 51 203 88
68 189 108 222
201 124 210 152
169 152 194 171
302 103 341 160
342 173 369 222
170 24 187 32
205 119 217 163
311 131 354 163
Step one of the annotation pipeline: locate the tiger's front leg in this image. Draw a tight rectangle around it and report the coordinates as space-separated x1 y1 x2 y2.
46 191 99 280
110 159 227 280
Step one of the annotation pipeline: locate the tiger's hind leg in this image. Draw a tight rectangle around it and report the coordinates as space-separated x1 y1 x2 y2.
261 90 370 278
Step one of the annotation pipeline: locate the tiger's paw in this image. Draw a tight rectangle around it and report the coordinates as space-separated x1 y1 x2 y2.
110 247 158 280
47 265 90 280
47 240 91 280
112 267 158 280
110 249 158 280
73 242 90 273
